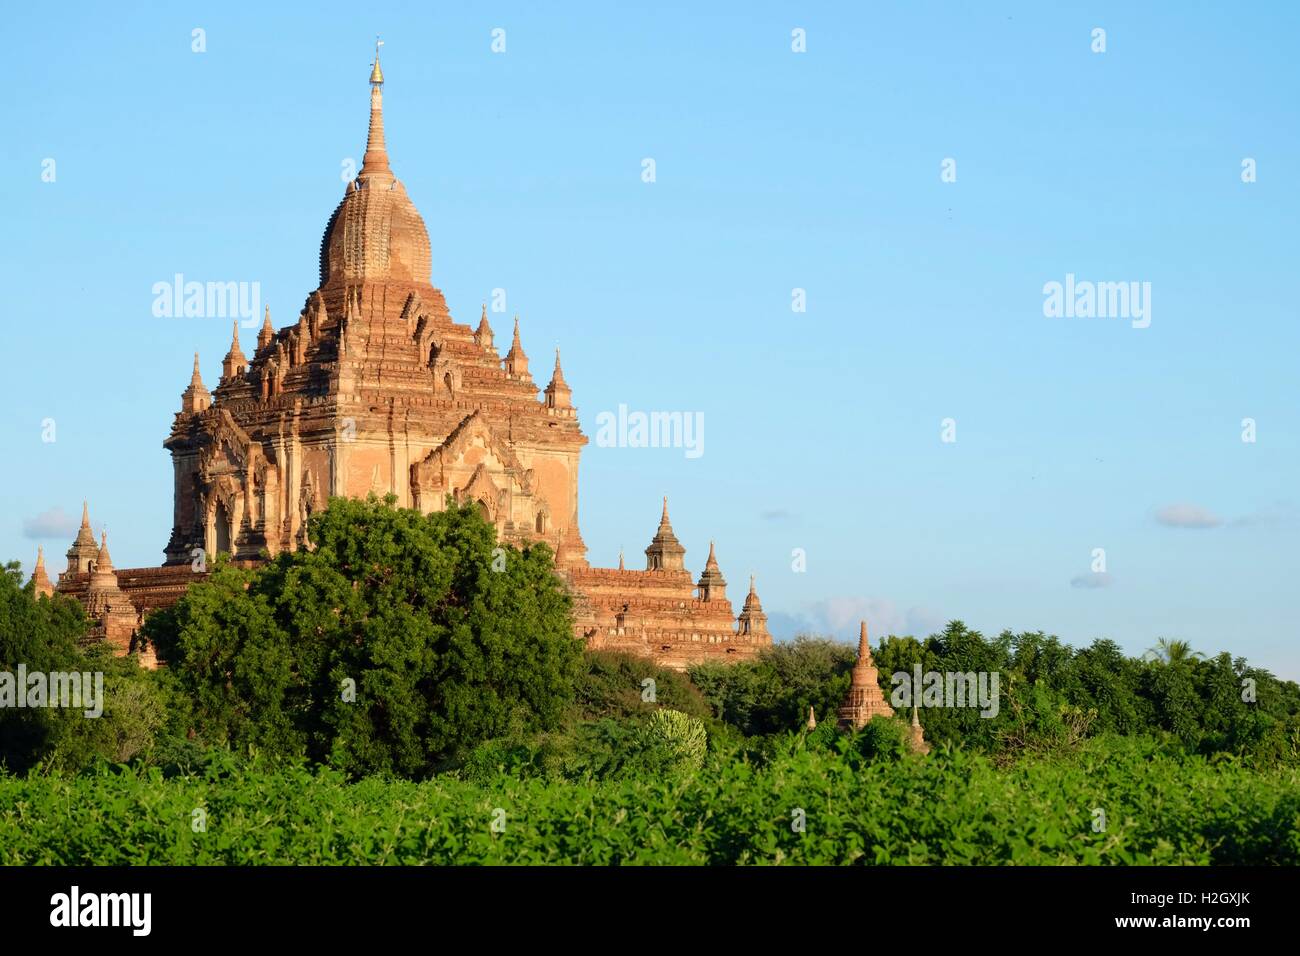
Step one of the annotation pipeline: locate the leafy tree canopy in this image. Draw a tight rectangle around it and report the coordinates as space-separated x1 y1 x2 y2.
142 495 584 778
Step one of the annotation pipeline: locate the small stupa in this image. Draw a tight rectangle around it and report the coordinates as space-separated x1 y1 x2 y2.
836 620 895 730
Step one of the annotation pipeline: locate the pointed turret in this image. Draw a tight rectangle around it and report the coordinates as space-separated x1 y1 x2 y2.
30 547 54 599
358 40 393 183
644 497 686 571
696 539 726 601
181 352 211 414
475 305 495 352
84 531 138 656
806 706 817 731
94 531 113 575
837 620 895 730
909 702 931 755
504 315 530 379
737 575 769 638
618 548 625 571
258 306 274 350
64 500 99 574
222 321 247 381
544 348 573 410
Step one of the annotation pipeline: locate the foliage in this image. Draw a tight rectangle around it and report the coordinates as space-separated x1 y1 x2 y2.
689 635 854 736
140 495 584 778
0 564 171 774
632 709 708 775
576 651 711 721
2 735 1296 865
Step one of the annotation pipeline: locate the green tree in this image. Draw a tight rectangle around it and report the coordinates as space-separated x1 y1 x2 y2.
143 495 584 778
1147 638 1204 666
1 562 171 773
690 635 854 736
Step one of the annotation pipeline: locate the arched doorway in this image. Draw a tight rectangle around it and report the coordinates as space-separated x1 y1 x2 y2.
214 504 232 556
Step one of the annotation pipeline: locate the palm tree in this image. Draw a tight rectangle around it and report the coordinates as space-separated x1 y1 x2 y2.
1145 637 1204 665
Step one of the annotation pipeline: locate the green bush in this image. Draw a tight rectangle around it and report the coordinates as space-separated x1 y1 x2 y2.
853 715 911 764
631 709 708 775
2 735 1296 865
576 651 711 721
141 496 584 779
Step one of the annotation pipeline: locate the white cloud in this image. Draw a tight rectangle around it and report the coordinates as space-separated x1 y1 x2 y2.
773 596 944 641
1153 503 1222 529
22 507 79 540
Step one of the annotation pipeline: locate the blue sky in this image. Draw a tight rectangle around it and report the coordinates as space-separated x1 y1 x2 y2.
2 2 1297 677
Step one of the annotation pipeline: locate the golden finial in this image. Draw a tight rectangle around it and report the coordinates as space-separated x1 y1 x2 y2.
370 37 385 85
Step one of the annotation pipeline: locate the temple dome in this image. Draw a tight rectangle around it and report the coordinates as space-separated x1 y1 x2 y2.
319 179 432 286
318 51 432 287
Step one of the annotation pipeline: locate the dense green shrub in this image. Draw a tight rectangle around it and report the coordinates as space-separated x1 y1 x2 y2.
0 564 174 774
141 496 584 778
576 651 710 721
632 709 707 775
2 736 1295 865
690 636 854 736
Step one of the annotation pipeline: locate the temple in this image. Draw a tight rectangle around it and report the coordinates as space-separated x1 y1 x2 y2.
835 619 930 753
837 621 896 729
36 50 771 671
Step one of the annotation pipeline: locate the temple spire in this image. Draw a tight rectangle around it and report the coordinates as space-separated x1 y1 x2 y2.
836 619 894 730
96 531 114 574
30 546 54 598
696 539 726 601
258 306 274 350
544 348 572 410
909 702 931 754
504 315 530 379
65 501 99 575
359 39 392 182
475 305 495 351
737 575 769 639
645 497 685 571
222 321 247 381
182 352 212 413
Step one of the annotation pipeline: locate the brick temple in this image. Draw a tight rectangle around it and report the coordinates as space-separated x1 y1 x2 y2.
34 51 771 671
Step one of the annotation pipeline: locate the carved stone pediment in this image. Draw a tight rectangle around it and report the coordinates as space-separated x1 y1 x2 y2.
197 409 256 480
410 411 523 494
458 464 501 519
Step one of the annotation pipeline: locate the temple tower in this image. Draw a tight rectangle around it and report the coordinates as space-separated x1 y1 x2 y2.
64 501 99 576
837 620 895 729
909 703 931 754
644 498 686 571
696 540 726 601
84 533 140 655
162 49 586 567
29 547 54 599
737 575 769 639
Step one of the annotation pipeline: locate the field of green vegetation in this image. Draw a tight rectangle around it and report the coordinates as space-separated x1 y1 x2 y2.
3 497 1298 865
2 737 1298 865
